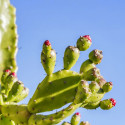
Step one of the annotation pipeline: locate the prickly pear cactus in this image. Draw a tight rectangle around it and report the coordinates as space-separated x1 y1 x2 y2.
0 0 116 125
61 112 91 125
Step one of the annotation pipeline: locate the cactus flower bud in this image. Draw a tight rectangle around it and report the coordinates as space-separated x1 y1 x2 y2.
42 40 51 54
77 35 92 51
1 69 11 86
10 72 17 77
89 49 103 64
5 69 11 73
44 40 51 46
71 112 81 125
5 72 17 96
110 98 116 106
100 98 116 110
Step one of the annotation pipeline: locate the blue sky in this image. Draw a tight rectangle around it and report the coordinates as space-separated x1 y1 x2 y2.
11 0 125 125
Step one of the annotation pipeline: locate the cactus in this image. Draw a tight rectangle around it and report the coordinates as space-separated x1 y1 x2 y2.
0 0 116 125
0 0 18 80
61 112 91 125
0 115 15 125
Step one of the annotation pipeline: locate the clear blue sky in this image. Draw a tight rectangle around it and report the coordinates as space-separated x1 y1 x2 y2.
11 0 125 125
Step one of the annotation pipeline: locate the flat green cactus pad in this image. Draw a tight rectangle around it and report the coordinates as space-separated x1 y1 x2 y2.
28 69 82 113
0 115 15 125
0 0 18 82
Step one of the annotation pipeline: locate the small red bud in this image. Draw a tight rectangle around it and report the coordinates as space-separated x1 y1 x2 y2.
11 72 17 77
5 69 11 73
109 82 113 86
83 35 92 42
110 98 116 106
44 40 51 46
75 112 81 117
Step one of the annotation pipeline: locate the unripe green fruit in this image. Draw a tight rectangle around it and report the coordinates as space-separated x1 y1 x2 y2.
6 81 24 102
89 49 103 64
5 73 17 96
100 98 116 110
102 82 113 92
64 46 80 70
71 112 81 125
14 87 29 102
42 40 51 55
1 69 11 87
41 49 56 75
77 35 92 51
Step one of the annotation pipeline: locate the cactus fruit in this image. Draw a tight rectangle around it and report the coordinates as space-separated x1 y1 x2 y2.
1 69 11 87
62 112 91 125
4 72 17 96
43 40 51 54
77 35 92 51
0 0 116 125
0 70 29 103
102 82 113 92
89 49 103 64
64 46 80 70
100 98 116 110
71 112 81 125
6 81 24 102
41 40 56 75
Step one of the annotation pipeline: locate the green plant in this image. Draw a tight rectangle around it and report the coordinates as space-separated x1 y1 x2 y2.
0 0 116 125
